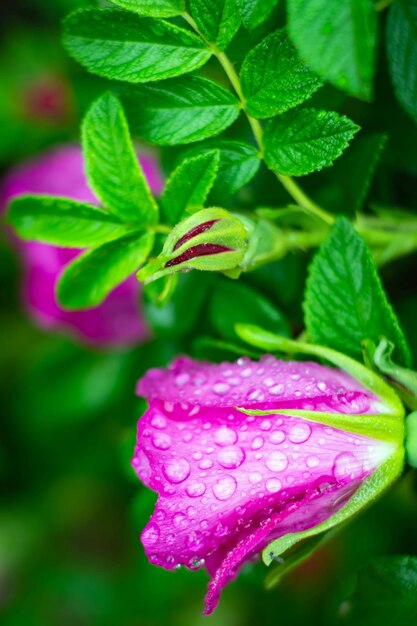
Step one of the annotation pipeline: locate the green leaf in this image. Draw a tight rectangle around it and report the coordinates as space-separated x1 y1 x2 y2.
121 76 240 145
180 140 261 201
345 556 417 625
264 108 359 176
82 92 158 224
304 217 411 366
188 0 240 51
240 29 322 119
108 0 185 17
387 0 417 124
287 0 377 101
7 195 128 247
209 280 289 342
63 8 211 83
57 231 154 309
236 0 279 30
160 150 220 224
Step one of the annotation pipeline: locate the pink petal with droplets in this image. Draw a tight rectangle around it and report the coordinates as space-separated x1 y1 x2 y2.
133 356 392 613
0 144 164 347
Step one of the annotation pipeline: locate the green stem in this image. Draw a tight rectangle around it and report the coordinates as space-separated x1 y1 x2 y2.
182 12 331 222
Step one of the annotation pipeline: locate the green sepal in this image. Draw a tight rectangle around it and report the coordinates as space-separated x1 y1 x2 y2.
235 324 404 419
405 412 417 469
262 447 404 566
371 338 417 411
264 533 327 590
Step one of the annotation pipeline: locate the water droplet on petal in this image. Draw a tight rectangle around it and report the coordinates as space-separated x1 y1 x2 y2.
198 458 213 470
217 445 245 469
266 451 288 472
289 423 312 443
334 452 358 482
214 426 237 446
306 455 320 468
213 475 237 500
251 436 264 450
141 522 160 545
186 481 206 497
173 512 187 528
151 415 166 429
152 433 171 450
266 478 282 493
260 419 272 431
249 472 263 484
270 430 285 444
163 458 190 484
270 384 284 395
187 530 204 551
213 383 230 395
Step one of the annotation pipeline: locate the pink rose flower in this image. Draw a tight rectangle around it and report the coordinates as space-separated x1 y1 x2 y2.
133 355 395 613
1 144 163 346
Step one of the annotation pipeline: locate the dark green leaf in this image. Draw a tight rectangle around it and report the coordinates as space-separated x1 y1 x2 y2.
180 140 261 201
121 75 240 145
7 195 128 247
188 0 240 51
288 0 377 100
63 8 211 83
240 29 322 118
109 0 185 17
345 556 417 626
82 93 158 224
387 0 417 124
236 0 279 30
160 150 219 224
57 231 154 309
210 280 290 342
264 108 359 176
304 217 411 366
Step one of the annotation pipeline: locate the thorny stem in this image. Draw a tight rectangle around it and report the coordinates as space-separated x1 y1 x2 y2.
182 11 334 225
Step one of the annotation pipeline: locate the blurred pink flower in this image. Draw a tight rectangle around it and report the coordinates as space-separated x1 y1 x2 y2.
1 144 164 346
133 355 393 613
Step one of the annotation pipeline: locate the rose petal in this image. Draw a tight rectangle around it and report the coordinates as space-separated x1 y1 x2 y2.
0 144 163 346
133 357 393 612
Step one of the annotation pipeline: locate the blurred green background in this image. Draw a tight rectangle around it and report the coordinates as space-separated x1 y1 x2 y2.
1 2 417 626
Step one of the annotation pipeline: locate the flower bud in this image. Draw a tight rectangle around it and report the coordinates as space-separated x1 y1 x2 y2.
137 208 248 283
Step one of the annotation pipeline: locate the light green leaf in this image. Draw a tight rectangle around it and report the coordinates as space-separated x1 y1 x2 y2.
188 0 240 51
109 0 185 17
160 150 220 224
264 108 359 176
122 75 240 145
288 0 377 100
304 217 411 366
345 556 417 625
7 195 128 247
240 29 322 118
57 231 154 309
63 8 211 83
180 140 261 201
236 0 278 30
387 0 417 124
82 93 158 224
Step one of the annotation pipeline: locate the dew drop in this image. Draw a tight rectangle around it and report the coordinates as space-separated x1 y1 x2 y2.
186 481 206 498
334 452 358 482
163 458 190 484
152 432 171 450
306 455 320 468
173 512 187 528
265 478 282 493
198 458 213 470
187 530 204 550
141 522 160 545
151 415 167 429
217 446 245 469
213 383 230 395
214 426 237 446
270 384 284 395
260 419 272 431
213 475 237 500
241 367 252 378
249 472 263 484
175 373 190 387
266 451 288 472
270 430 285 444
251 436 264 450
192 451 202 461
289 423 312 444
